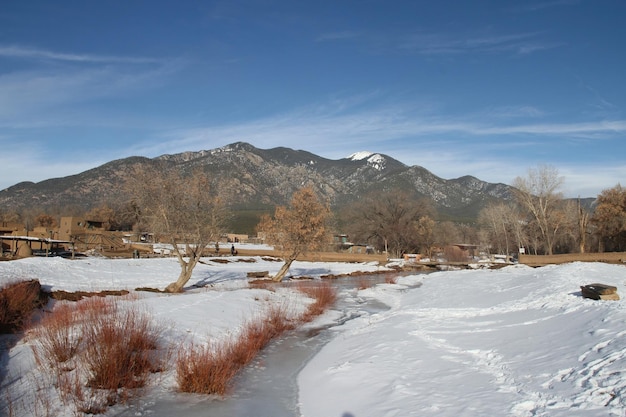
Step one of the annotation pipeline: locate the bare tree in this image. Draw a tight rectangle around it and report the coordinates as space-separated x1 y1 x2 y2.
433 221 462 248
257 186 330 282
560 199 592 253
478 202 525 256
512 165 565 255
85 205 117 230
341 191 436 258
130 166 227 292
35 213 58 229
0 210 21 224
575 199 591 253
591 184 626 252
415 216 436 258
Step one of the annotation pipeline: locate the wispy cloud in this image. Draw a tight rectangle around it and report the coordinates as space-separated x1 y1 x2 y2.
136 100 626 162
559 163 625 197
0 142 111 190
123 101 623 198
0 46 183 126
0 45 161 64
2 96 621 196
484 105 546 119
315 27 561 56
397 31 562 55
459 120 626 137
510 0 580 13
315 31 362 42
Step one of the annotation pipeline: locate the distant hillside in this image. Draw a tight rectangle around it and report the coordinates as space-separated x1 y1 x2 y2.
0 142 516 231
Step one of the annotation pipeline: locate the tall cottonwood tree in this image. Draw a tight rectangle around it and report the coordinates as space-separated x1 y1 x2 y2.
415 216 436 258
560 199 592 253
478 202 525 255
258 186 330 282
512 165 565 255
341 191 435 258
591 184 626 252
130 166 227 292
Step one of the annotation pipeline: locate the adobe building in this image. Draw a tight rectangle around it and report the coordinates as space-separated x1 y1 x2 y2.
0 221 21 255
1 221 73 258
58 217 124 252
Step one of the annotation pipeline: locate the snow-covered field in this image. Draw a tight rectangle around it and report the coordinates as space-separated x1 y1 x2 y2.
1 255 626 416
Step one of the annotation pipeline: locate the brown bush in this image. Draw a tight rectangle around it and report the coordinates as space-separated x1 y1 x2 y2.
35 303 81 365
176 303 295 395
82 305 161 390
231 304 294 366
296 281 337 321
33 296 165 413
176 342 239 396
0 280 47 333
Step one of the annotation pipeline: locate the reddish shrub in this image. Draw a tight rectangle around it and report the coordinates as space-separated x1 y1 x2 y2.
33 296 164 413
176 303 295 395
82 306 161 390
296 281 337 321
176 343 239 395
35 303 81 365
0 279 47 333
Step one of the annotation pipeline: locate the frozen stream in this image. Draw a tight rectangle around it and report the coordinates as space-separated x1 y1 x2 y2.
113 273 420 417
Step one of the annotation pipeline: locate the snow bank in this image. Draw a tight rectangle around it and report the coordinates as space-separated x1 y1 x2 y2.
298 262 626 416
2 257 625 416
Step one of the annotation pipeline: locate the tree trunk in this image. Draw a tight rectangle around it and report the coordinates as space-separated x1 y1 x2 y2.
165 255 199 292
272 257 295 282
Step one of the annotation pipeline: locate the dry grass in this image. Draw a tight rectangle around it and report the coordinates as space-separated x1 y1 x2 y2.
247 279 277 291
29 274 342 407
82 306 160 390
235 248 387 264
519 251 626 266
296 281 337 322
232 304 295 366
176 303 295 395
384 274 398 284
176 342 239 395
0 279 47 333
32 296 165 414
35 304 81 365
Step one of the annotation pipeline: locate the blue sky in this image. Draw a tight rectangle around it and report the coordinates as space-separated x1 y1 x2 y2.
1 0 624 198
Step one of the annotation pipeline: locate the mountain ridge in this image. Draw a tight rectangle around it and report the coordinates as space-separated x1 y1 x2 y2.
0 142 514 224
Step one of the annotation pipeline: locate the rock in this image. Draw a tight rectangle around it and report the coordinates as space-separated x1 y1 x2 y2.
581 283 620 300
247 271 269 278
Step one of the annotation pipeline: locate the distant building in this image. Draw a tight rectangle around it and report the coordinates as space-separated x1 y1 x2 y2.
0 221 21 255
226 233 249 243
59 217 124 252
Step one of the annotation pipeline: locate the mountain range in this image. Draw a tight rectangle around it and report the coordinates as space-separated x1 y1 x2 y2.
0 142 515 231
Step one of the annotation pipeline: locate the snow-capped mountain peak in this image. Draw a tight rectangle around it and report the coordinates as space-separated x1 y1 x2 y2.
366 154 386 171
348 151 386 171
348 151 374 161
